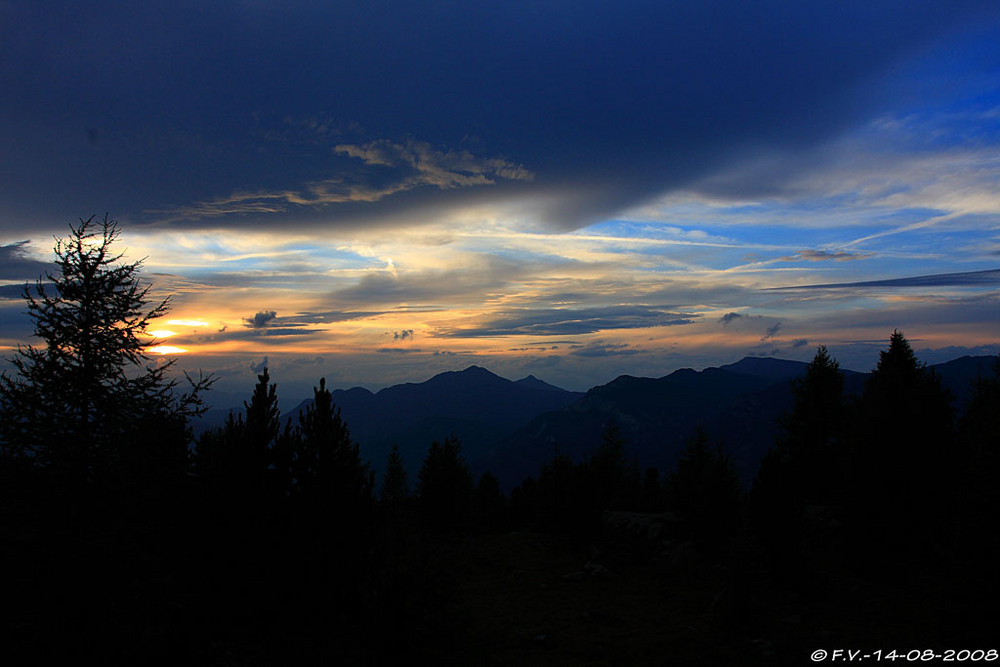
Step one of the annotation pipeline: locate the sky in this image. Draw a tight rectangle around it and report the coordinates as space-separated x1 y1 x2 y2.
2 1 999 401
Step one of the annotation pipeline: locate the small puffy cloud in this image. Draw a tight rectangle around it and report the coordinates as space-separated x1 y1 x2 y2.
720 312 743 325
243 310 278 329
393 329 415 341
249 356 269 373
790 338 810 348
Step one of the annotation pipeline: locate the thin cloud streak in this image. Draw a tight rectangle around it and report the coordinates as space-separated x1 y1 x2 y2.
768 269 1000 291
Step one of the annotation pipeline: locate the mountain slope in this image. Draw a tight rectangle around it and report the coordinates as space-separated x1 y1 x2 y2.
284 366 584 482
487 354 998 489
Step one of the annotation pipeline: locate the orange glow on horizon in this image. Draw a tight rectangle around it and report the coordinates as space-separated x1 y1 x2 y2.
167 319 210 327
149 345 188 355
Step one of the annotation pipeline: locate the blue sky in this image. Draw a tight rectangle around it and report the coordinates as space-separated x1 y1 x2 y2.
1 1 999 399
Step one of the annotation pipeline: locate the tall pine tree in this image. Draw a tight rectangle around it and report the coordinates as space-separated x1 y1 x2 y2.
0 215 211 484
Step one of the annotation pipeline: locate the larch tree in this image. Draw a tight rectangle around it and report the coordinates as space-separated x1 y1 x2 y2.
0 215 212 483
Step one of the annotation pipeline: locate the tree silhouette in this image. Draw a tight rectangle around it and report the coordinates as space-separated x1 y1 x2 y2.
0 215 212 484
751 346 847 569
475 471 506 529
781 345 846 500
295 377 373 514
589 419 633 510
245 368 281 476
953 358 1000 571
850 330 954 556
667 429 741 554
381 444 410 506
417 434 473 531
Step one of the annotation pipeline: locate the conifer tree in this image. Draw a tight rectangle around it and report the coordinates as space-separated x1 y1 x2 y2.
751 346 847 566
589 419 632 510
380 444 410 505
777 345 847 503
296 377 372 510
954 358 1000 567
667 429 741 553
851 330 954 550
0 215 211 482
243 367 281 477
417 435 473 530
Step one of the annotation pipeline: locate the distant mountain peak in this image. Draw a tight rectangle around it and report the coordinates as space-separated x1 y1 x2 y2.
460 364 494 374
719 356 808 381
420 365 509 389
514 374 571 393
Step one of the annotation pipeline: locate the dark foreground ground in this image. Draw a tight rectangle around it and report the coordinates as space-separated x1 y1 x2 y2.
3 492 994 667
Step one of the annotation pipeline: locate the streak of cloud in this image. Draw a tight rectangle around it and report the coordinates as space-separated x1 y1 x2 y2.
762 322 782 341
769 268 1000 291
434 306 697 338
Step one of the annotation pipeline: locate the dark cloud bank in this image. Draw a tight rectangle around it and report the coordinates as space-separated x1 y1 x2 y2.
3 1 997 232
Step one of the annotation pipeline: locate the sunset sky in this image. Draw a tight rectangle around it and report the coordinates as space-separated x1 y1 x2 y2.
2 1 999 400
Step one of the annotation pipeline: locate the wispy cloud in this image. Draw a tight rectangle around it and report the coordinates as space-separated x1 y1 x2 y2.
570 342 643 358
435 306 697 338
768 268 1000 291
795 249 872 262
149 137 534 223
0 241 49 280
762 322 782 341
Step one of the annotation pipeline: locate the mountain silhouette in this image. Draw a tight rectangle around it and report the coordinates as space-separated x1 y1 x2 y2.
485 355 997 489
283 365 584 481
192 354 997 489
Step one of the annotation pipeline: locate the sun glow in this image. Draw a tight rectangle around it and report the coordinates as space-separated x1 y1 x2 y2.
167 319 210 327
149 345 188 355
148 329 177 338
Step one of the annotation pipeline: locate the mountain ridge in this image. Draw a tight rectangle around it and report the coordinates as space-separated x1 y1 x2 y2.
191 354 998 490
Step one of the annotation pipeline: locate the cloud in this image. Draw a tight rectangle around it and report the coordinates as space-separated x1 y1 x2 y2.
334 139 535 188
435 306 697 337
325 255 526 308
768 268 1000 291
0 241 49 280
393 329 415 341
150 138 534 224
295 309 388 323
720 312 743 325
249 356 269 374
0 284 29 301
790 338 810 348
762 322 782 341
243 310 278 329
795 250 872 262
6 2 995 235
570 343 642 358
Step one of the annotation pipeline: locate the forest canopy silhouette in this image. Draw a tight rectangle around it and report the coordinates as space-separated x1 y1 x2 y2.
1 217 997 663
